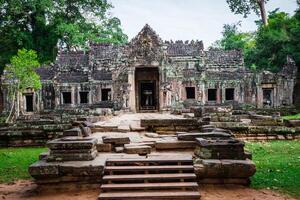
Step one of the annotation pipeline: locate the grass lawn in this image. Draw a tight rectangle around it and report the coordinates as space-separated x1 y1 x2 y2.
246 141 300 199
0 147 47 183
282 113 300 120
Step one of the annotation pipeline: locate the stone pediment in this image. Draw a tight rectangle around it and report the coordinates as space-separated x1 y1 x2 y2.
129 24 163 65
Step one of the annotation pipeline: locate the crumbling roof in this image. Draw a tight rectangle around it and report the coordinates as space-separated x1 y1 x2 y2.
92 70 112 81
36 67 54 80
56 72 89 83
203 49 243 67
205 70 247 80
90 43 121 60
56 51 88 67
166 40 204 56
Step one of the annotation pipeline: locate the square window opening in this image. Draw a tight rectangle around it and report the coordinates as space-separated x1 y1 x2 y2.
225 88 235 101
62 92 72 104
208 89 217 101
186 87 195 99
80 92 89 104
101 89 111 101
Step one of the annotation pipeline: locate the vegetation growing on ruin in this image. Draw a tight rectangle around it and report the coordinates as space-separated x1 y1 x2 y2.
0 147 47 183
4 49 41 123
246 141 300 198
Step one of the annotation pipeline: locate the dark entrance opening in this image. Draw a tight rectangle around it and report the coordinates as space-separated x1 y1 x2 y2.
25 94 33 112
208 89 217 101
62 92 72 104
263 88 273 107
225 88 235 101
101 89 111 101
140 81 156 110
80 92 89 104
135 67 159 111
186 87 195 99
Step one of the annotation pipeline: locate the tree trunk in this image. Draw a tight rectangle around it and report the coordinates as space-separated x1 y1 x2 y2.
258 0 268 25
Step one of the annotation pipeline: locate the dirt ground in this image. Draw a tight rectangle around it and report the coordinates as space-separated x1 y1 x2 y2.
0 180 296 200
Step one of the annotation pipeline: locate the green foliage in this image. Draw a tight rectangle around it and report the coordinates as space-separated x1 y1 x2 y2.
0 0 128 73
214 10 300 72
282 113 300 120
246 141 300 198
250 11 295 72
226 0 269 25
0 147 47 183
5 49 41 93
226 0 268 18
211 22 256 69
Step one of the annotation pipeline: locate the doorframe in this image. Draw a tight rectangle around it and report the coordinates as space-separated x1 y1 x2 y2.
134 67 159 112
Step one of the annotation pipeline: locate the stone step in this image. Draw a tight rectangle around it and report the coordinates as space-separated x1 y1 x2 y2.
105 165 194 172
106 158 193 166
101 182 198 191
103 173 196 181
98 191 201 200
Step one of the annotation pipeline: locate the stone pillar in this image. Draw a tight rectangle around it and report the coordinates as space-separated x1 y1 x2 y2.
216 88 221 104
128 68 136 112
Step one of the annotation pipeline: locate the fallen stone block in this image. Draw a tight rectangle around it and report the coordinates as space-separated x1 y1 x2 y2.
47 150 98 162
63 128 82 137
47 138 98 150
124 142 156 148
102 136 130 145
124 145 152 155
177 132 232 141
96 143 112 152
194 159 256 178
195 138 246 160
156 140 196 150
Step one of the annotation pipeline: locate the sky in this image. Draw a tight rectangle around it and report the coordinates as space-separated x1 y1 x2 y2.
109 0 298 47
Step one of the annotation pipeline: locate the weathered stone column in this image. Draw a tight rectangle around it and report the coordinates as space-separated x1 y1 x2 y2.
216 88 221 104
128 68 136 112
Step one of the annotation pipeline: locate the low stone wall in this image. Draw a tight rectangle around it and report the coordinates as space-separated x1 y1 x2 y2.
211 122 300 141
0 122 72 147
0 114 103 147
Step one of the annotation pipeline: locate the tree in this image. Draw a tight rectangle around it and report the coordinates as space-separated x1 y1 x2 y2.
4 49 41 123
226 0 269 25
211 22 255 69
250 11 294 72
0 0 128 73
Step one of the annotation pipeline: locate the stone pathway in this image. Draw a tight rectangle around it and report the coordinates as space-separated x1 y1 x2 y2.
94 113 184 131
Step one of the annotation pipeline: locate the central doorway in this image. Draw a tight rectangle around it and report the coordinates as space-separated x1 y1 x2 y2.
139 81 156 110
135 67 159 112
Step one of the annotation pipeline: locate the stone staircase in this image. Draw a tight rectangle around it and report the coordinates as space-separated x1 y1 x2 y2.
98 157 200 200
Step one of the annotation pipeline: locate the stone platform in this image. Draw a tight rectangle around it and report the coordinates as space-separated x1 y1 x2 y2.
29 112 257 190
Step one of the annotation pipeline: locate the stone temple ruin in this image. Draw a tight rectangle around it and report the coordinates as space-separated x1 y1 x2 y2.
0 25 299 199
0 24 298 115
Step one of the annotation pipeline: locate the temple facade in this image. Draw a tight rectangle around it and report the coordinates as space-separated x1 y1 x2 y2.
1 25 298 115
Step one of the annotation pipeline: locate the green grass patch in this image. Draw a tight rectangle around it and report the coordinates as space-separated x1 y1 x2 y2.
282 113 300 120
0 147 47 183
246 141 300 198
